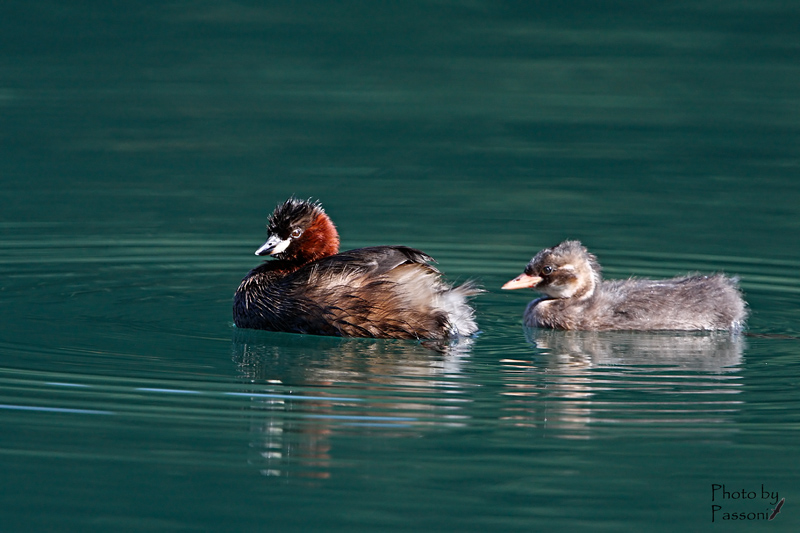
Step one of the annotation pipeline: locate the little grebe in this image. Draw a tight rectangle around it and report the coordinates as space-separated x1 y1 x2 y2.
502 240 747 331
233 197 481 339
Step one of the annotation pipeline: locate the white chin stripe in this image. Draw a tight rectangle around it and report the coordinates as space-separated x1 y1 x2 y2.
269 238 291 255
255 236 291 256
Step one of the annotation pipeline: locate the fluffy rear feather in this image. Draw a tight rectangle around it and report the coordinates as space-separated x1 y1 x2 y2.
234 246 481 340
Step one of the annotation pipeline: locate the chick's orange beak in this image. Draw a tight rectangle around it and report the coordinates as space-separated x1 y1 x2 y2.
501 273 543 290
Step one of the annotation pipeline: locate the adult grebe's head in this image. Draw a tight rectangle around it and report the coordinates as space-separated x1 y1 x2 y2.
502 240 601 300
255 197 340 264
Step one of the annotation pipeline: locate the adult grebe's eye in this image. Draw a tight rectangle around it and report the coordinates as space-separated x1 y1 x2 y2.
542 265 554 275
290 228 303 238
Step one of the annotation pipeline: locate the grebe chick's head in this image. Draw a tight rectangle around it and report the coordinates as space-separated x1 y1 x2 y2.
502 240 601 300
255 197 340 264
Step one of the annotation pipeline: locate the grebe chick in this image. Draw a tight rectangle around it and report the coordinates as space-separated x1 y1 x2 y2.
502 240 747 331
233 197 481 340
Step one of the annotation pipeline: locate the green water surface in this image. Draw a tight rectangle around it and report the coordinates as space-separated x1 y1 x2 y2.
1 2 799 531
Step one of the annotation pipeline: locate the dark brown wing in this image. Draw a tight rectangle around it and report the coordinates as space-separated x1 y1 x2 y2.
305 246 438 276
236 246 459 339
284 247 449 338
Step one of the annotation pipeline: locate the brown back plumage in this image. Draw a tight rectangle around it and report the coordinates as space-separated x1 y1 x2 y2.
234 198 482 340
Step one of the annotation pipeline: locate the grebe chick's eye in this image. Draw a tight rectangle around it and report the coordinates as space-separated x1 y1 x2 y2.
542 265 554 275
290 228 303 238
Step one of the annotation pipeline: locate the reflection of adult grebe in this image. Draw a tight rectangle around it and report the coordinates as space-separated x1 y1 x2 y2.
231 325 474 480
503 240 747 331
233 197 480 340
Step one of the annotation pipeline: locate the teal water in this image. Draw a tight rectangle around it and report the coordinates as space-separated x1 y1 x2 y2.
2 2 799 531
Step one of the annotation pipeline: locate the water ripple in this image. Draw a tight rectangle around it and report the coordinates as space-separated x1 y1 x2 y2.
1 235 799 481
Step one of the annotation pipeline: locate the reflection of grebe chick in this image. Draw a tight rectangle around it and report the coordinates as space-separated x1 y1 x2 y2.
233 197 481 340
502 240 747 331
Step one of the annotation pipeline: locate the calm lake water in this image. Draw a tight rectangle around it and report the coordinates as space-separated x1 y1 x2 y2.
2 2 799 531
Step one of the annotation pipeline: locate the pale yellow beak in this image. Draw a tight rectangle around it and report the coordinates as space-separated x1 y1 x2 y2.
501 273 543 290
